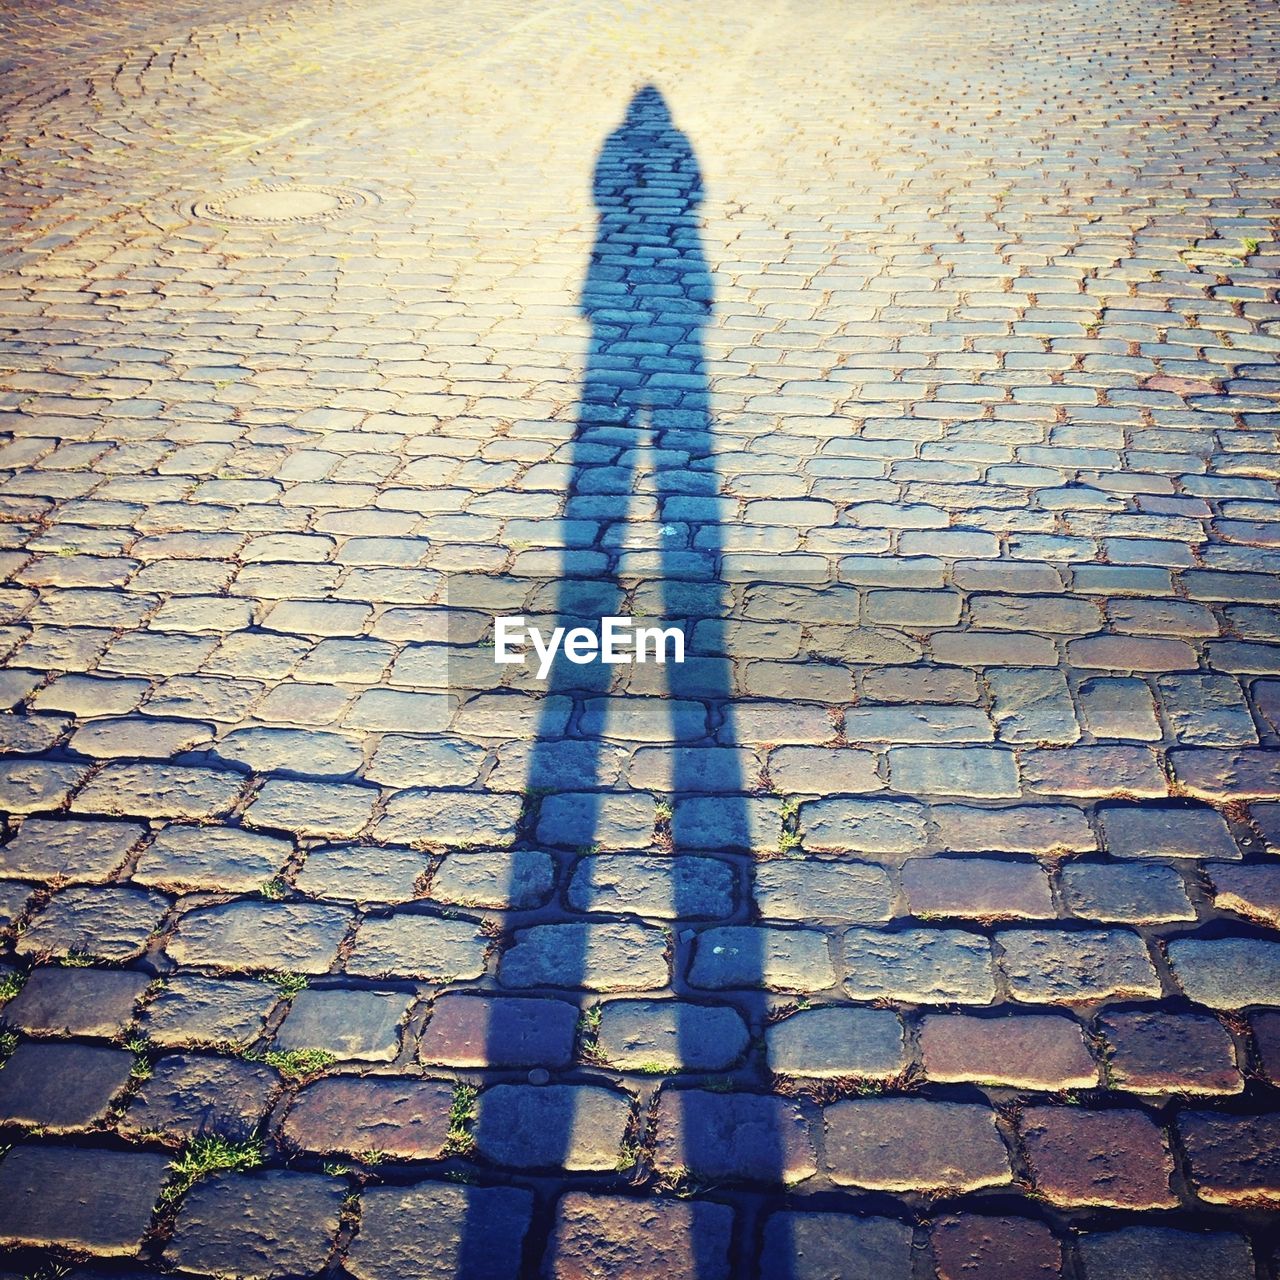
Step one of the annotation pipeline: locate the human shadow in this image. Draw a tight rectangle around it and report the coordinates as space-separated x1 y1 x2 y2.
467 86 784 1276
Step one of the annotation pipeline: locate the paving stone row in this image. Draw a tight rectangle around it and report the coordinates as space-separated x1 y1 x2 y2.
1 0 1279 1274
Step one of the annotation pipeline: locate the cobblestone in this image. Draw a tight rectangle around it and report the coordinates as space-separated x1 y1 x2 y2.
1 0 1279 1268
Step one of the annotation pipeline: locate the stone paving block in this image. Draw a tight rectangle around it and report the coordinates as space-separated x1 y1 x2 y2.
596 999 749 1072
988 668 1081 746
1077 677 1161 740
760 1212 914 1280
767 1006 904 1079
499 922 667 991
689 926 834 991
346 912 488 981
132 823 292 893
902 856 1053 920
141 975 279 1049
473 1083 631 1171
544 1192 732 1280
118 1052 280 1143
843 928 995 1003
1099 805 1238 860
825 1098 1011 1191
799 798 927 853
999 929 1160 1003
1019 1107 1176 1208
0 1145 171 1254
1098 1009 1240 1095
281 1076 455 1159
17 885 168 962
73 761 245 820
168 900 353 974
273 987 413 1062
377 788 522 847
420 993 578 1068
652 1089 816 1184
1206 863 1280 926
245 777 378 839
843 704 992 742
1076 1226 1254 1280
671 794 781 851
932 804 1096 853
1020 745 1167 798
1159 675 1259 747
0 758 89 812
1 965 150 1037
888 745 1020 797
765 745 882 795
1179 1111 1280 1206
1059 861 1195 923
1167 937 1280 1008
753 858 892 922
431 849 556 910
0 1040 134 1131
348 1181 532 1280
294 842 427 904
568 853 734 918
920 1013 1097 1089
932 1215 1061 1280
0 817 146 883
1171 748 1280 802
167 1169 344 1279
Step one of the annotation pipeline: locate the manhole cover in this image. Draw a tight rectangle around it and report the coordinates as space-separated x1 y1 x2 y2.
190 182 376 227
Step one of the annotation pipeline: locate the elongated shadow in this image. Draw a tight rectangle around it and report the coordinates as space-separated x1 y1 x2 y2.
465 87 784 1277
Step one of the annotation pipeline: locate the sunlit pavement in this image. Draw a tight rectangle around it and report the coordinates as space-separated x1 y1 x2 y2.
1 0 1279 1275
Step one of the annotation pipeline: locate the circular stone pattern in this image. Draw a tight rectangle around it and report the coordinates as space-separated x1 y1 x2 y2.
190 182 376 227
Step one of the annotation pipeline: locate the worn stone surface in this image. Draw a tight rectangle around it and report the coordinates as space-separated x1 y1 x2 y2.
545 1193 733 1280
1098 1010 1241 1095
932 1216 1061 1280
1019 1108 1176 1209
140 976 279 1049
281 1077 455 1160
348 1181 533 1280
843 928 996 1003
473 1084 631 1171
760 1212 914 1280
420 993 578 1068
753 859 892 923
1 965 150 1037
568 853 734 919
0 818 146 883
1178 1111 1280 1206
0 1041 134 1131
499 922 667 990
999 929 1160 1003
167 1170 344 1279
346 912 489 981
17 886 169 962
132 824 290 892
596 999 749 1072
167 900 353 973
1075 1227 1254 1280
652 1089 817 1184
118 1053 280 1142
1167 937 1280 1009
431 849 556 910
825 1099 1011 1192
920 1013 1097 1089
273 987 413 1061
767 1006 905 1080
689 926 834 991
0 1145 171 1254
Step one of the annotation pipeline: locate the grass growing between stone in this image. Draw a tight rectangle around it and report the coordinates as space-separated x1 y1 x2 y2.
444 1081 478 1156
161 1136 265 1205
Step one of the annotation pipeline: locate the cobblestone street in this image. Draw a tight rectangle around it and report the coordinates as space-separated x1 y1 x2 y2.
1 0 1279 1275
